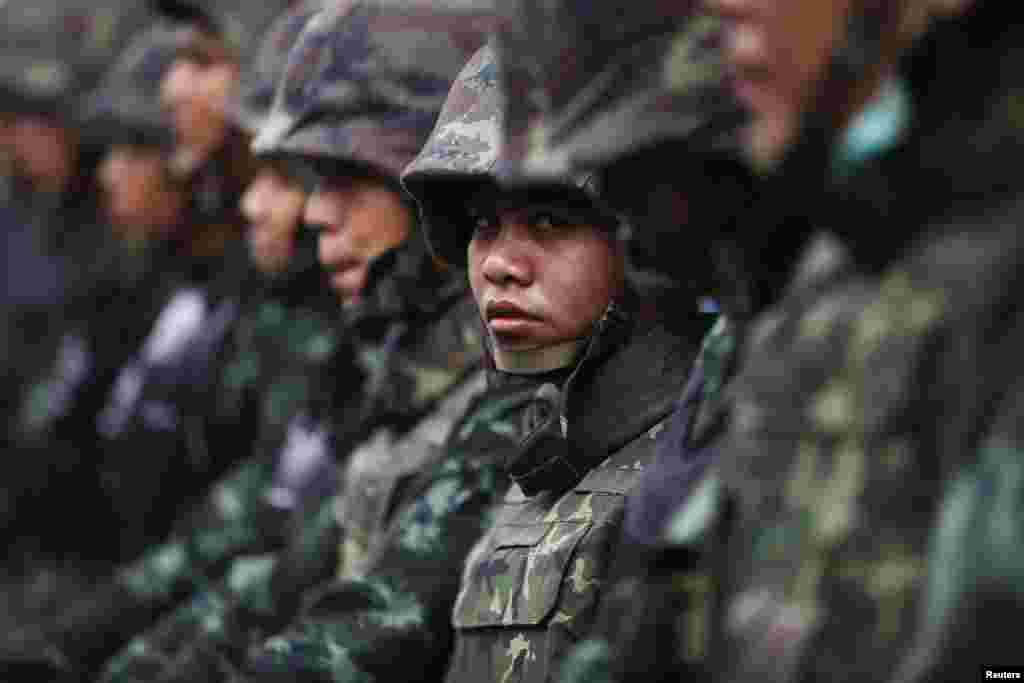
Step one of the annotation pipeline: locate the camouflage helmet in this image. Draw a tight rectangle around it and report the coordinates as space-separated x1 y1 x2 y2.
495 0 744 180
401 45 503 268
402 44 616 269
0 0 155 118
76 25 180 149
154 0 297 64
251 0 488 182
228 1 320 137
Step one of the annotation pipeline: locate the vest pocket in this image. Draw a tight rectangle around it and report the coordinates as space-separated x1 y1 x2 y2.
453 520 592 628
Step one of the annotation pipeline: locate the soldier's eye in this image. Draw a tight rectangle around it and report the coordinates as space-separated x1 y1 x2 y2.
469 210 498 237
529 210 573 234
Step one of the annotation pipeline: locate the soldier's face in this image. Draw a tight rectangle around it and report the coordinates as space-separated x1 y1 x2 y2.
98 144 182 235
9 115 77 195
160 30 238 176
707 0 974 168
706 0 854 168
467 193 623 371
241 165 307 275
305 177 411 305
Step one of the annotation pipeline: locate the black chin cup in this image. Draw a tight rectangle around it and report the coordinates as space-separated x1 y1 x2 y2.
505 383 583 496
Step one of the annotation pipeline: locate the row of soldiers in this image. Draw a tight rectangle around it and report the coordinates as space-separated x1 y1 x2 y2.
0 0 1020 681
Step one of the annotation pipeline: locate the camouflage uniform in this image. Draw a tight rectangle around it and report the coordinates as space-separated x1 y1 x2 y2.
0 0 156 471
455 6 757 682
0 9 340 679
92 5 488 680
404 45 701 683
579 4 1024 683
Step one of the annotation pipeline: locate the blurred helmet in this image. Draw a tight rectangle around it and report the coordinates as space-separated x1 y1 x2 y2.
251 0 489 184
228 0 320 138
77 25 180 149
0 0 155 118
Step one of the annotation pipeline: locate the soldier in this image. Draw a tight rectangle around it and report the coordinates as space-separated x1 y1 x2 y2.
90 4 488 680
581 0 1023 681
232 37 700 682
0 0 154 465
84 0 306 565
0 5 337 680
476 4 799 682
1 23 188 569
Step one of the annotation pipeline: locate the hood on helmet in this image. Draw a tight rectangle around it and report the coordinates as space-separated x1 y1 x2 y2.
402 44 614 269
495 0 745 181
229 1 319 138
154 0 294 65
0 0 155 118
251 0 488 183
77 24 179 149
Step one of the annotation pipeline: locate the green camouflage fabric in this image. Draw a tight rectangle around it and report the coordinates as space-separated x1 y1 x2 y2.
251 0 487 178
203 282 341 474
237 301 692 683
440 306 696 683
578 9 1024 683
99 293 486 682
557 316 738 683
493 0 739 181
240 380 554 683
228 1 319 136
0 0 154 115
0 284 343 680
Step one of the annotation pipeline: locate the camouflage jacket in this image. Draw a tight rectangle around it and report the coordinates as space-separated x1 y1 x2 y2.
2 268 344 678
571 22 1024 683
441 310 697 683
557 316 737 683
98 291 486 683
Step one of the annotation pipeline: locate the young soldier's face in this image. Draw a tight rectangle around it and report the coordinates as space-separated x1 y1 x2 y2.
304 176 411 305
467 189 623 371
98 144 183 237
241 164 307 275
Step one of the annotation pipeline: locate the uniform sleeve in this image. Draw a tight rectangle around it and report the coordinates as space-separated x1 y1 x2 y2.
240 387 538 683
99 494 340 683
26 458 285 678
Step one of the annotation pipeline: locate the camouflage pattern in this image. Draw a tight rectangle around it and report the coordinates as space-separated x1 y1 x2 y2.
252 0 487 178
439 306 696 683
402 45 608 270
564 8 1024 683
99 291 487 682
0 0 154 115
557 315 737 683
493 0 741 180
401 45 503 268
228 0 320 136
76 24 180 148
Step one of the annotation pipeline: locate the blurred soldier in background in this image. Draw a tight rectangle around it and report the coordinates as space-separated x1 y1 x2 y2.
531 0 1024 681
0 0 154 477
237 30 698 680
92 3 486 680
1 23 186 585
86 0 298 567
